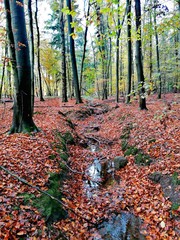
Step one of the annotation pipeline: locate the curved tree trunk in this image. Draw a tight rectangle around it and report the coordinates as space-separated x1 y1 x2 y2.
4 0 38 133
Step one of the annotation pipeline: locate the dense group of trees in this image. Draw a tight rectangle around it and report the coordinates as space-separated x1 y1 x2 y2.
0 0 179 132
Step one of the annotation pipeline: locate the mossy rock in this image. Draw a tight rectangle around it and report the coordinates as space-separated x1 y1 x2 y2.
114 156 128 170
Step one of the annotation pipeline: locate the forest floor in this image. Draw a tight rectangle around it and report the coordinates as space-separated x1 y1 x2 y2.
0 93 179 240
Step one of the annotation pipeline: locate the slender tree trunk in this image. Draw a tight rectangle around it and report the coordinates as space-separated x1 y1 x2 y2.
28 0 35 112
7 54 12 99
126 0 132 104
91 37 100 99
66 0 82 103
0 41 8 100
80 0 91 92
154 0 162 99
135 0 147 110
35 0 44 101
60 0 68 102
174 1 180 93
109 37 113 96
116 1 127 102
149 0 153 90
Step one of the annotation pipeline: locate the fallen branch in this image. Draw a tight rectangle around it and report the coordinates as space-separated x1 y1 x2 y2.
0 165 96 226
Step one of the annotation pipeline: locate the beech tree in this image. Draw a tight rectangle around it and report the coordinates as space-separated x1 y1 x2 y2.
66 0 82 103
135 0 147 110
4 0 38 133
60 0 68 102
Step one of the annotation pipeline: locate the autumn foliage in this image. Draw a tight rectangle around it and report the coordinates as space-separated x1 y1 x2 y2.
0 94 179 239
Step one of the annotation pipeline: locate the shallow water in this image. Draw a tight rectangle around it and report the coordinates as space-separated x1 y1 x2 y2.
84 151 145 240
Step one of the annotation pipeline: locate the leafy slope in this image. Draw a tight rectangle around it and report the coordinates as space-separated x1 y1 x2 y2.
0 94 179 239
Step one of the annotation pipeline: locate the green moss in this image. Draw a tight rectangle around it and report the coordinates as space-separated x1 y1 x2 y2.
135 153 152 166
171 203 180 211
121 140 128 151
19 173 67 224
62 131 75 144
120 124 133 140
60 152 69 161
49 154 56 160
124 146 139 156
172 172 180 185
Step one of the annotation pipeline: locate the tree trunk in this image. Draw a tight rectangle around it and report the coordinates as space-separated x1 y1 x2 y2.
149 0 153 90
28 0 35 112
60 0 68 102
4 0 38 133
35 0 44 101
66 0 82 103
0 41 7 100
135 0 147 110
154 0 162 99
126 0 132 104
116 1 126 102
80 0 91 93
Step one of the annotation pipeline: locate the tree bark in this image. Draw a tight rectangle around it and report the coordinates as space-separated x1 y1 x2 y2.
60 0 68 102
66 0 82 103
126 0 132 104
80 0 91 93
116 1 127 102
154 0 162 99
28 0 35 112
35 0 44 101
0 40 8 100
4 0 38 133
135 0 147 110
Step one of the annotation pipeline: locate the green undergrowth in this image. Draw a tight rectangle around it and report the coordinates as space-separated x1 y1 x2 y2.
121 124 152 166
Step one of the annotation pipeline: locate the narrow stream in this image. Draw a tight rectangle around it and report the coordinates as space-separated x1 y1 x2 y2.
83 145 145 240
